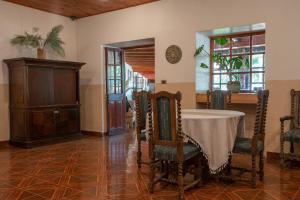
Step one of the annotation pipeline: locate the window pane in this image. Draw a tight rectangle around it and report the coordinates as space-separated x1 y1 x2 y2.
233 73 251 91
214 37 230 56
252 72 264 83
116 65 121 79
213 58 229 73
220 74 229 84
232 36 250 55
252 54 264 69
108 79 115 94
115 52 121 65
252 34 265 53
213 84 221 90
107 65 114 79
213 74 220 84
209 33 265 92
232 55 250 72
115 80 122 94
221 84 227 90
213 62 220 71
108 51 114 65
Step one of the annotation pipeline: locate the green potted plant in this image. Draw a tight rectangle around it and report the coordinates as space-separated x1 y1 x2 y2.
11 25 65 59
194 37 248 92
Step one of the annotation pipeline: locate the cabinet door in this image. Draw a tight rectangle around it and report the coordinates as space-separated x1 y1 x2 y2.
53 69 77 105
56 107 80 135
28 67 54 106
28 109 56 139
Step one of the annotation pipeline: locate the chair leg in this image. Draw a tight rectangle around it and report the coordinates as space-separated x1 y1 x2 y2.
259 151 264 181
149 158 155 193
137 135 142 169
163 161 169 179
227 154 232 175
178 161 184 200
280 135 285 168
197 155 203 186
251 153 256 188
290 142 294 153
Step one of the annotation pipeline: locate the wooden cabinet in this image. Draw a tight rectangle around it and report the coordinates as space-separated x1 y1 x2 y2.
4 58 85 147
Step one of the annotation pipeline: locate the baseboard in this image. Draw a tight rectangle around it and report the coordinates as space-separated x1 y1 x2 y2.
81 130 108 137
267 151 280 161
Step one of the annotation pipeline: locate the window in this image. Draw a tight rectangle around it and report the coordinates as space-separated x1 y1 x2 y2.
133 72 144 91
107 49 123 94
211 31 265 92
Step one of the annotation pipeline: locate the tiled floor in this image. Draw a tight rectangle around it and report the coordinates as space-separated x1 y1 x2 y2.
0 131 300 200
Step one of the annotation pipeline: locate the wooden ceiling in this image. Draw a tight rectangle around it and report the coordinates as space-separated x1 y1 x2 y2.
124 45 154 80
4 0 159 18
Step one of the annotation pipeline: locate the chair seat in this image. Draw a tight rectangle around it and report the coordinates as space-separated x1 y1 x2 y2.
140 129 147 141
233 137 264 154
154 143 200 161
283 129 300 143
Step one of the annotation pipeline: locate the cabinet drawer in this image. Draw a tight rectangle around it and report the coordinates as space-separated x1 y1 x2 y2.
56 107 80 135
28 109 56 139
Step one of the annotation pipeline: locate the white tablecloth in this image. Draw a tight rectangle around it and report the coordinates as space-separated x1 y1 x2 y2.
181 109 245 173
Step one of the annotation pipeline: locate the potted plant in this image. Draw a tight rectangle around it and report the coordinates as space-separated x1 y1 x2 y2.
11 25 65 59
194 37 248 92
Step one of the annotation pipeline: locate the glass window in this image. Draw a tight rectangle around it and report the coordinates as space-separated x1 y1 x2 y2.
211 32 265 92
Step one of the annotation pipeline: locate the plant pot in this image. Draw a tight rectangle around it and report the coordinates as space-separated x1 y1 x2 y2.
227 81 241 93
37 48 46 59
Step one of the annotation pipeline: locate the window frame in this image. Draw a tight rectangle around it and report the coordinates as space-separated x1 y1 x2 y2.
209 31 266 93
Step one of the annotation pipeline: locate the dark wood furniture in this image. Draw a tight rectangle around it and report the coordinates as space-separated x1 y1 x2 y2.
227 90 269 188
135 90 150 168
148 91 202 200
206 90 231 110
280 89 300 167
4 57 85 148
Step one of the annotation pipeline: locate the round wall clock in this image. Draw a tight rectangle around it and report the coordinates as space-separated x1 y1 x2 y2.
165 45 182 64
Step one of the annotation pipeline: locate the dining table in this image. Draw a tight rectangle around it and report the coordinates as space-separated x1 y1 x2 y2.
181 109 245 174
145 108 245 174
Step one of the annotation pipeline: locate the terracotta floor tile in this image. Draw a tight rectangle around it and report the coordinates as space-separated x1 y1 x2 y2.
0 130 300 200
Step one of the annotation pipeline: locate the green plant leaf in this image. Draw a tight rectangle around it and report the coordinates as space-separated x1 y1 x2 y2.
200 63 209 68
10 31 42 48
44 25 65 56
214 37 228 46
231 57 243 69
194 45 204 57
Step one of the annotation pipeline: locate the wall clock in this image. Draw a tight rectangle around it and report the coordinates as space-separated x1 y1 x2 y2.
165 45 182 64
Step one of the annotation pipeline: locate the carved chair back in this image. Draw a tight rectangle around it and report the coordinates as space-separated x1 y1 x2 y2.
206 90 231 110
149 91 182 147
290 89 300 129
135 91 150 130
253 90 269 140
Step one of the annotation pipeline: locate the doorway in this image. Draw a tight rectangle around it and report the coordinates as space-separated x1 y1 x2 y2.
105 38 155 135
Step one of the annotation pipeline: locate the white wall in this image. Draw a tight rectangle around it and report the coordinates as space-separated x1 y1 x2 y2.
77 0 300 85
0 0 77 84
0 1 77 141
76 0 300 153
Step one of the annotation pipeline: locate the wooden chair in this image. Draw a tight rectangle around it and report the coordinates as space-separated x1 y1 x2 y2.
206 90 231 110
280 89 300 167
148 91 202 200
227 90 269 188
135 91 150 168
